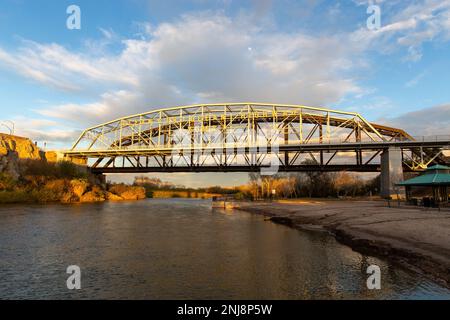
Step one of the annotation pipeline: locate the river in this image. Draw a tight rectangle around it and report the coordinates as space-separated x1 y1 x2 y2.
0 199 449 299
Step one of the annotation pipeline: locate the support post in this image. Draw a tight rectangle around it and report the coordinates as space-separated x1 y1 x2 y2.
284 125 289 166
380 147 405 199
90 173 107 189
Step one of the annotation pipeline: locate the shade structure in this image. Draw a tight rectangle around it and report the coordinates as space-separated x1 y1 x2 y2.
397 165 450 207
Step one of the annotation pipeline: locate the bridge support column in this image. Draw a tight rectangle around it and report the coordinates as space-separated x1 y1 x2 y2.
380 147 405 199
88 172 107 189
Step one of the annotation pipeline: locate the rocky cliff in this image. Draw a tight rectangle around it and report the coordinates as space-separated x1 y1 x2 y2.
0 134 146 204
0 134 42 159
0 134 42 180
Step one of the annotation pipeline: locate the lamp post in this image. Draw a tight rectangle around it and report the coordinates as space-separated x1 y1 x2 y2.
0 120 15 135
5 120 14 135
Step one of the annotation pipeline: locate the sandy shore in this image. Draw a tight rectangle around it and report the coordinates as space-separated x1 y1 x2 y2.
233 199 450 287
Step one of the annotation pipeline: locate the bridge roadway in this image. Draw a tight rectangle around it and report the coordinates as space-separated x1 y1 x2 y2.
65 139 449 158
63 139 450 174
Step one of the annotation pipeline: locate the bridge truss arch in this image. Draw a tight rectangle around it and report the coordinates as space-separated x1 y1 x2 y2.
66 103 448 173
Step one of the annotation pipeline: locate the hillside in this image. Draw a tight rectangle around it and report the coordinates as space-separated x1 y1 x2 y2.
0 134 145 204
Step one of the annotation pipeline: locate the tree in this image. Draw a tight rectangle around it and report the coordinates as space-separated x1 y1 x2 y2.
334 172 356 197
248 172 261 200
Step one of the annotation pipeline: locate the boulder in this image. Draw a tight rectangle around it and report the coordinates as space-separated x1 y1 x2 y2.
44 151 58 163
106 192 123 201
0 153 20 180
44 179 68 194
107 184 128 195
108 184 146 200
61 192 79 203
70 179 89 198
80 191 106 203
119 187 146 200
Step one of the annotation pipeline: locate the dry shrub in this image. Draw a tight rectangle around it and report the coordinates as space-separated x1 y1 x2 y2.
0 173 16 191
20 159 87 179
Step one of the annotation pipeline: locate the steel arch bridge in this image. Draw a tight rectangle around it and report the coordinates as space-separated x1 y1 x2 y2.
64 103 449 175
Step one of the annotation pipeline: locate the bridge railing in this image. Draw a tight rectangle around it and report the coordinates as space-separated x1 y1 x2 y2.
67 134 450 153
407 135 450 143
113 135 450 148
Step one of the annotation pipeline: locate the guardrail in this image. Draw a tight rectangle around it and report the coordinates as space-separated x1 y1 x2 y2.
64 135 450 153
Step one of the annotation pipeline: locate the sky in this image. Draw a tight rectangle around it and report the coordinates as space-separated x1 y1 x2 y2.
0 0 449 187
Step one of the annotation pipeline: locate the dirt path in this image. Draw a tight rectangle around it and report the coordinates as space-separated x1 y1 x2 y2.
233 200 450 287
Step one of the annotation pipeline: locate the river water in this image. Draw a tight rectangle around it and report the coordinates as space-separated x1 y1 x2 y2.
0 199 449 300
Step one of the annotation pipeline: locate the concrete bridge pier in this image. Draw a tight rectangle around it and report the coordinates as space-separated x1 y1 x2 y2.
380 147 405 199
94 173 107 188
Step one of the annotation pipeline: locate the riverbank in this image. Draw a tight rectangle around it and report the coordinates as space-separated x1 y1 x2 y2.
233 199 450 288
0 134 146 204
0 178 146 204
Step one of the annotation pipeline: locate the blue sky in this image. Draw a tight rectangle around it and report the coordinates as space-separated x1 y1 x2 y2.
0 0 449 186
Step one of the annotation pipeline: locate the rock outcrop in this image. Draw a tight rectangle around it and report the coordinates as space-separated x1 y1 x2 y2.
108 184 146 200
106 192 124 201
0 134 147 204
0 153 21 180
0 134 41 160
80 190 106 203
0 134 44 180
70 179 89 198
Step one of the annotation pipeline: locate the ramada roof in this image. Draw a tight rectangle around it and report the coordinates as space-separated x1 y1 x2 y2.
398 165 450 186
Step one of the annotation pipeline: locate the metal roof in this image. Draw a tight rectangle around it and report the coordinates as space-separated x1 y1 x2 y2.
426 164 450 171
398 165 450 186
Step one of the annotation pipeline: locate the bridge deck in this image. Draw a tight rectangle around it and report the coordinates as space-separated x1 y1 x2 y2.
64 140 450 158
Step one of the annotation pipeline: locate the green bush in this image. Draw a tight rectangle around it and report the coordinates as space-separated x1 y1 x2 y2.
0 186 69 204
20 159 87 179
234 192 248 200
21 159 58 177
29 188 61 203
0 173 16 191
57 161 88 179
0 190 32 203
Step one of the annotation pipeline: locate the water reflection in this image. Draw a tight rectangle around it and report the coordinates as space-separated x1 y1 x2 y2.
0 199 449 299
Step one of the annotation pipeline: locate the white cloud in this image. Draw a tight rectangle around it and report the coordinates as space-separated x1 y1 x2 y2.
371 0 450 60
0 2 450 144
405 71 427 88
381 104 450 136
0 40 138 92
36 90 140 125
10 117 81 148
0 12 366 133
